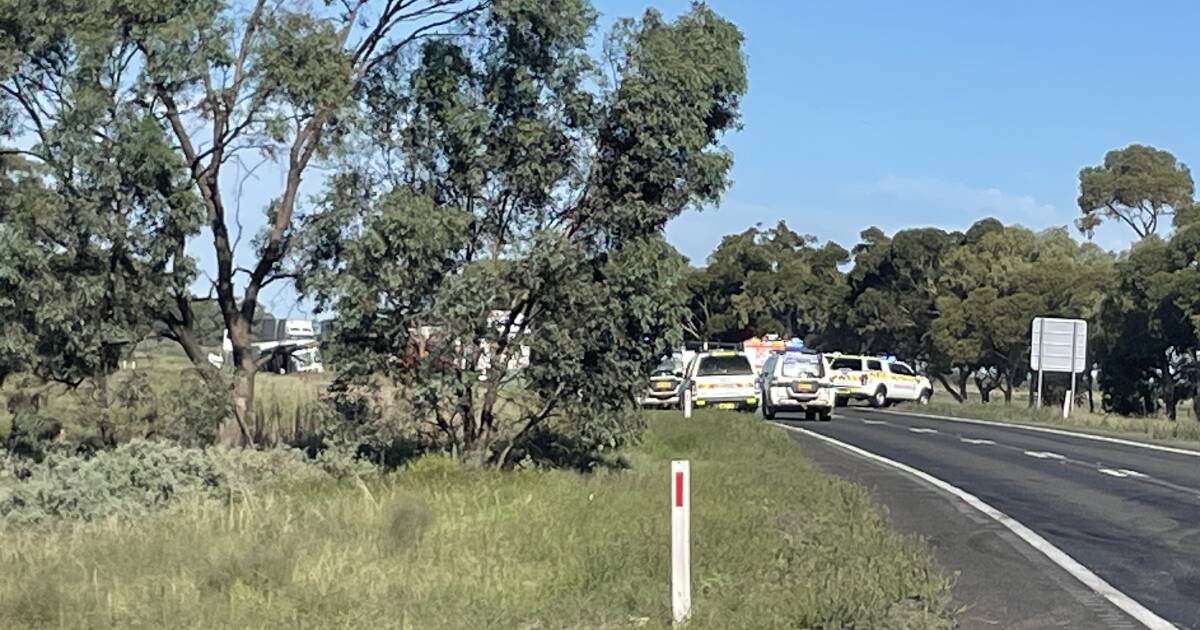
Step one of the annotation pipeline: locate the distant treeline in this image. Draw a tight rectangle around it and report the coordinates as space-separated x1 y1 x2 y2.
684 145 1200 419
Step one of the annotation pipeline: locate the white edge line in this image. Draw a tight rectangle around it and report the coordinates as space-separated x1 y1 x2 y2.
876 409 1200 458
774 422 1178 630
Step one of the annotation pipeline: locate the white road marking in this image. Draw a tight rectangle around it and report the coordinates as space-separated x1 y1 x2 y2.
861 419 889 425
874 409 1200 458
1100 469 1129 478
1119 469 1149 479
961 438 996 445
773 422 1179 630
1024 451 1066 460
909 427 938 434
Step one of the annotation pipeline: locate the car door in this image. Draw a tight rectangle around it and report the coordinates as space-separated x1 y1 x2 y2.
829 356 864 394
888 362 918 399
759 355 777 400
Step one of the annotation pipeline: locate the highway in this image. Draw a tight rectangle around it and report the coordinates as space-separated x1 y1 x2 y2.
777 406 1200 630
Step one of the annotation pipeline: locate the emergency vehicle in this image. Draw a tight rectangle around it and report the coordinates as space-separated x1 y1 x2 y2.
826 354 933 407
758 348 834 421
681 349 759 412
642 355 685 409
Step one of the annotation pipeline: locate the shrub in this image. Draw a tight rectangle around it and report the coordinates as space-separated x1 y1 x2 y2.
0 440 333 526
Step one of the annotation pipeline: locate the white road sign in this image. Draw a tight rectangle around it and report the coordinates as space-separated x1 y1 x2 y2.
1030 317 1086 373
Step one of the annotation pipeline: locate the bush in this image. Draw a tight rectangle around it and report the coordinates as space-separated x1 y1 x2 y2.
0 440 336 526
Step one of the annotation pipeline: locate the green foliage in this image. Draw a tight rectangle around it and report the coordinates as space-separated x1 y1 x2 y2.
1 0 490 446
302 1 746 465
1077 144 1195 238
0 440 330 526
0 411 954 629
684 221 848 344
1096 235 1198 418
932 221 1113 401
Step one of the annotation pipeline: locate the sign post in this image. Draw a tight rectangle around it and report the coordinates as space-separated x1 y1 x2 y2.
671 460 691 624
1030 318 1087 415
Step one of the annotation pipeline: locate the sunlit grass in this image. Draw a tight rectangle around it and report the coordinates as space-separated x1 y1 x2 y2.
0 411 955 629
897 398 1200 446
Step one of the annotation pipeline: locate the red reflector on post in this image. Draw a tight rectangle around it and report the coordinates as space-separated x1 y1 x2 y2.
674 471 684 507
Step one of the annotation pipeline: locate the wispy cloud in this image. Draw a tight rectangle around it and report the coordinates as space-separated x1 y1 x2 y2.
858 174 1057 220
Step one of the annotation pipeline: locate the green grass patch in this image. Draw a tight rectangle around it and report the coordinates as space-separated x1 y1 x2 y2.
0 410 954 629
896 399 1200 446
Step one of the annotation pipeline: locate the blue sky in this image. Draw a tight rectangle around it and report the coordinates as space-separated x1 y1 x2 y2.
231 1 1200 314
603 0 1200 263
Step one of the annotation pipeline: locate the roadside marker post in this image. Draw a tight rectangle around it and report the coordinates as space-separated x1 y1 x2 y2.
670 460 691 624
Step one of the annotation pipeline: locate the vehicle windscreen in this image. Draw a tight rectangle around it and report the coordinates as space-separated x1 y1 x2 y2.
652 358 682 375
696 355 753 376
830 357 861 371
780 354 822 378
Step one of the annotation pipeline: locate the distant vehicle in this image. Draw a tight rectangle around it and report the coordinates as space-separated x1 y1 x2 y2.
642 355 685 409
228 317 324 374
759 349 834 421
682 350 759 412
826 353 932 407
259 317 316 342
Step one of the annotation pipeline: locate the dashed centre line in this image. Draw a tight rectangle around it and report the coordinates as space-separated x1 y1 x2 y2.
1100 468 1150 479
1024 451 1066 460
909 427 939 434
861 419 890 425
960 438 996 445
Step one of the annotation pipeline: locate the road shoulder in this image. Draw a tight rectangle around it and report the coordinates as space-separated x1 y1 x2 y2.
782 422 1141 630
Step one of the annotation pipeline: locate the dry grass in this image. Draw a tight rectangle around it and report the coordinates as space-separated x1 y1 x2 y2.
0 410 955 629
897 397 1200 446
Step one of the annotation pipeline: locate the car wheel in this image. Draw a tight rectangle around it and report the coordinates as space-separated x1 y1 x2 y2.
871 387 887 408
818 410 832 422
917 389 931 405
803 409 815 422
835 395 847 408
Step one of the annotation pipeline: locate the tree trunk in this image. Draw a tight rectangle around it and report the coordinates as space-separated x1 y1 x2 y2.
934 373 964 403
219 317 256 446
1001 367 1014 403
1085 370 1095 413
94 369 114 445
956 369 969 403
974 374 992 403
1163 366 1177 421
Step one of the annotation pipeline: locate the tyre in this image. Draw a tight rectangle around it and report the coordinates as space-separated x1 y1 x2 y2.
917 389 931 405
804 409 816 422
871 387 887 408
835 395 847 408
818 409 832 422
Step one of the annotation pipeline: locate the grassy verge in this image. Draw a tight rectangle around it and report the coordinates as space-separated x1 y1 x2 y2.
0 410 954 629
894 399 1200 447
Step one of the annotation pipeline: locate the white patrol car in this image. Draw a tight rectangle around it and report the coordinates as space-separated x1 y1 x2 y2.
827 354 933 408
758 350 834 421
642 355 685 409
681 350 759 412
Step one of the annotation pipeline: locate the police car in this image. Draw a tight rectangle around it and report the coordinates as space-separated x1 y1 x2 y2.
642 355 685 409
758 349 834 421
827 354 933 407
681 349 759 412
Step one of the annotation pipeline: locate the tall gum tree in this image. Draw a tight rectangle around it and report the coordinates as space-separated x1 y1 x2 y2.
300 0 747 465
0 0 488 445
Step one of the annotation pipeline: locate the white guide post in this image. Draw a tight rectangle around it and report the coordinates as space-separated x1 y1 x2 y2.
670 460 691 624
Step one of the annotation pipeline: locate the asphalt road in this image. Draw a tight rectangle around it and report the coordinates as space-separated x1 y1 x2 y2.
777 406 1200 630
